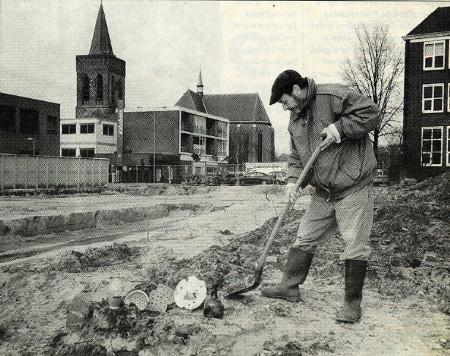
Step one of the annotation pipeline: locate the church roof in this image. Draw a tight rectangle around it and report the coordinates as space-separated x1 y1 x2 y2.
175 90 271 124
89 4 114 55
204 93 270 123
176 90 208 113
407 7 450 36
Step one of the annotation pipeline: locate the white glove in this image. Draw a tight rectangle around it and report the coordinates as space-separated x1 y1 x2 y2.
319 123 341 151
285 182 301 204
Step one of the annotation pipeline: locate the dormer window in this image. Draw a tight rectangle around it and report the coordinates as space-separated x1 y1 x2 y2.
423 41 445 70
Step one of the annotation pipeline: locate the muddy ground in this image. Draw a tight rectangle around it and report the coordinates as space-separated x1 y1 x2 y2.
0 177 449 355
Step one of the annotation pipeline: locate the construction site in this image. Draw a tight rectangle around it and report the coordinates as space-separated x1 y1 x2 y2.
1 1 450 355
0 173 448 356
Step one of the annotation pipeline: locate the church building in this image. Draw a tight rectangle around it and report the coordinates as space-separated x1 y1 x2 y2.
60 4 124 160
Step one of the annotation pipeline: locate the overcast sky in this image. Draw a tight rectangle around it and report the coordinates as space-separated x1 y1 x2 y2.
0 1 446 154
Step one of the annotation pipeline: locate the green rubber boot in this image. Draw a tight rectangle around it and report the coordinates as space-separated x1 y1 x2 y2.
261 248 313 302
336 260 367 323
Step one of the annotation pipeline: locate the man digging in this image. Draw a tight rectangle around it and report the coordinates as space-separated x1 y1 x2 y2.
262 70 381 323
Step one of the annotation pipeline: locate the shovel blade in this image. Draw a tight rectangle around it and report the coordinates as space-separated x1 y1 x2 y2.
223 268 263 299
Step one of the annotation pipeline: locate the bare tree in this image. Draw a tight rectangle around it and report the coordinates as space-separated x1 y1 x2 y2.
342 25 404 159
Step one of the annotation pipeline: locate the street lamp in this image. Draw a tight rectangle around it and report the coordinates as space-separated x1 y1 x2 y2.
27 137 35 156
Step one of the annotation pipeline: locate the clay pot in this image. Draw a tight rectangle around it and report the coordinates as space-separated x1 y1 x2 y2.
108 295 122 309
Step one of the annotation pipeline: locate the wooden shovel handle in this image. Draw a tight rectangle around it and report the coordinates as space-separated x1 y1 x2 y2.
255 146 322 271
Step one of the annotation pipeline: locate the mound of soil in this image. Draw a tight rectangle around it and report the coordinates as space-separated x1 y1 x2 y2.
106 184 215 196
49 243 139 273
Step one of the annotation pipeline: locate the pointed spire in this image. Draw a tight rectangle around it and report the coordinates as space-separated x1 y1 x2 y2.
89 4 114 55
197 70 204 96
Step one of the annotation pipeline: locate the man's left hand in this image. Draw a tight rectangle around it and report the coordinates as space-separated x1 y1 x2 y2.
319 124 341 151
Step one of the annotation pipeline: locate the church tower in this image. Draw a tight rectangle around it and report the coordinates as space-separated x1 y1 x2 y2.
76 4 126 118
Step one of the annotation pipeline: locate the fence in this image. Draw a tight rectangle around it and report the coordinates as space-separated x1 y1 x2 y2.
111 163 247 184
0 153 110 191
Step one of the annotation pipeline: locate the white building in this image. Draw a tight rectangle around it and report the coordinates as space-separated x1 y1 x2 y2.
60 117 117 158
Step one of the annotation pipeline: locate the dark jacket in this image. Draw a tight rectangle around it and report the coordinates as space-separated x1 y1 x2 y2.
287 81 381 200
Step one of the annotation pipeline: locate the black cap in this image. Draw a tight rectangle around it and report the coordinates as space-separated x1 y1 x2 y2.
269 70 304 105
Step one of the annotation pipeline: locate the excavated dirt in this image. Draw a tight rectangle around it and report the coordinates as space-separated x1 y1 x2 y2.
47 243 140 273
106 184 218 196
0 175 449 355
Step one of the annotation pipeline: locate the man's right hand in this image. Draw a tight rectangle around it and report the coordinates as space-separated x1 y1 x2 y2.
285 182 301 204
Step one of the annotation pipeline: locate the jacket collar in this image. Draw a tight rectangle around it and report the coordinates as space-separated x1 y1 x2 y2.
291 77 317 122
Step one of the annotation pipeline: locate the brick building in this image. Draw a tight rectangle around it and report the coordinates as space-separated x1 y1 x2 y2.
176 72 275 164
60 4 124 160
76 4 125 119
403 7 450 179
121 107 229 182
0 92 60 156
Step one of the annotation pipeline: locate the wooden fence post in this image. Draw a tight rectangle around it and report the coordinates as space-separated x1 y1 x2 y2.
55 157 59 188
35 156 39 190
46 159 49 189
13 157 16 189
0 155 3 192
25 156 28 189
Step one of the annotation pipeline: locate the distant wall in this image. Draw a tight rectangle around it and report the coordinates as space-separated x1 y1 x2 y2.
0 154 109 190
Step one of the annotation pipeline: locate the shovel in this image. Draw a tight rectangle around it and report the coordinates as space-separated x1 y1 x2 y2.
224 146 322 298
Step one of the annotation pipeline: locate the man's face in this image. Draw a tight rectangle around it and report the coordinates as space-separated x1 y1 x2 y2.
278 85 307 114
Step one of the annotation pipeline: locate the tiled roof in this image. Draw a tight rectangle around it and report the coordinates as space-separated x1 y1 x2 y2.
175 90 207 113
407 7 450 36
175 91 271 124
89 4 114 55
204 93 270 123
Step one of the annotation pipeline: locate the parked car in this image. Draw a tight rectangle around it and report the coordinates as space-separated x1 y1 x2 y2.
373 169 389 186
229 171 275 186
220 171 246 185
267 170 287 184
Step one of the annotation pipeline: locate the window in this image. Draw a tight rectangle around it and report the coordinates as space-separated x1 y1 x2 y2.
103 124 114 136
423 41 445 70
257 131 263 162
80 123 95 134
62 124 76 134
217 121 227 138
421 127 443 167
96 73 103 102
194 116 206 134
61 148 76 157
111 75 116 106
193 136 206 155
79 148 95 158
448 84 450 112
47 115 58 134
422 84 444 113
447 127 450 167
81 74 89 103
0 104 16 132
117 79 123 100
19 108 39 134
217 140 227 156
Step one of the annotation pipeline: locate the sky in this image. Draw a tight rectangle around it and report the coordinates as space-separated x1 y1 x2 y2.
0 0 447 154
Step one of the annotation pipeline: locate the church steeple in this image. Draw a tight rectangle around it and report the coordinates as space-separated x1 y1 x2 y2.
197 70 204 97
89 4 114 55
76 2 126 118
